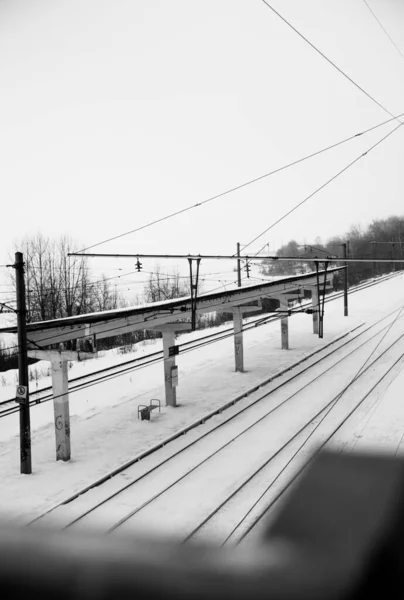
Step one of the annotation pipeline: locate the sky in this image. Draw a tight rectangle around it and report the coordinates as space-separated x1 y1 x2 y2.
1 0 404 300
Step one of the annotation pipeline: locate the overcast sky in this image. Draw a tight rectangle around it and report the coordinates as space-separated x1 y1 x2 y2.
1 0 403 298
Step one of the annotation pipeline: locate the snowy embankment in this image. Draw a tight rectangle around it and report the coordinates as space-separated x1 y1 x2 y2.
0 273 403 522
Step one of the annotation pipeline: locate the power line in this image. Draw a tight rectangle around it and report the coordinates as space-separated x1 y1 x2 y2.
0 270 239 297
242 121 404 256
297 244 339 258
76 113 404 253
69 253 404 264
260 0 402 123
362 0 404 62
16 277 240 299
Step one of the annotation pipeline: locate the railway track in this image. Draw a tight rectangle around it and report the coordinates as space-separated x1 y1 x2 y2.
231 344 404 547
188 340 404 547
1 270 401 418
31 303 404 537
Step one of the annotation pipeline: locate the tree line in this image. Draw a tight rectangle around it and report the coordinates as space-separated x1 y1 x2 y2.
0 235 192 371
261 216 404 287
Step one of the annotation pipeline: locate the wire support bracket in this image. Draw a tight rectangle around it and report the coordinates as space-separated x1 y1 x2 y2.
188 258 201 331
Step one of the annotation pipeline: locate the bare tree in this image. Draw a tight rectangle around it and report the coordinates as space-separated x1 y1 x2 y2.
10 234 122 323
144 266 190 303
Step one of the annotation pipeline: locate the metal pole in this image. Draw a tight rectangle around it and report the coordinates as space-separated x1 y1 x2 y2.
372 242 377 277
237 243 242 287
315 262 322 339
343 243 348 317
15 252 32 474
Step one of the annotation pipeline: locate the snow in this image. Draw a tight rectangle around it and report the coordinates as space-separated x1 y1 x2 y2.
37 301 404 543
1 272 404 528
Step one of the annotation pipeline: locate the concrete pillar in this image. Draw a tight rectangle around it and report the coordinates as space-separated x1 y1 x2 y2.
312 286 319 334
217 305 257 373
162 329 177 407
233 306 244 372
280 302 289 350
51 356 70 461
28 349 95 463
149 323 191 408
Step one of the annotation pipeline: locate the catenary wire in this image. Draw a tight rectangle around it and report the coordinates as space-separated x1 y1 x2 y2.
261 0 403 122
76 113 404 253
242 121 404 256
361 0 404 61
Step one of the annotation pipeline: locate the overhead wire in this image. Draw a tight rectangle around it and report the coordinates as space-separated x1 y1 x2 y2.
260 0 403 123
242 121 404 258
76 113 404 253
0 269 240 295
361 0 404 62
18 277 242 299
299 244 339 258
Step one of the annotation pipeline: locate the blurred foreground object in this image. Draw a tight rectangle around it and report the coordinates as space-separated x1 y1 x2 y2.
1 450 404 599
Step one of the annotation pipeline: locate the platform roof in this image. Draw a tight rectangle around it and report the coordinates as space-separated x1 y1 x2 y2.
0 267 343 348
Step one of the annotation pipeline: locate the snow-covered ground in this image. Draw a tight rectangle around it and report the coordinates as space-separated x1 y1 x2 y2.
33 302 404 544
1 273 404 524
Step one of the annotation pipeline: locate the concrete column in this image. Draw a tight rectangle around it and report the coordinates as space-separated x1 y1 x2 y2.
312 286 319 334
216 305 258 373
51 356 70 461
280 302 289 350
233 306 244 372
162 329 177 407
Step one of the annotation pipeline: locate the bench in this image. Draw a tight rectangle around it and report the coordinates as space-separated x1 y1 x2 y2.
137 399 161 421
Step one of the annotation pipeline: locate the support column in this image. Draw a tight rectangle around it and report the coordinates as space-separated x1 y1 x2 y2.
162 329 177 407
233 306 244 372
51 356 70 462
343 242 348 317
217 305 258 372
149 323 192 407
280 302 289 350
312 286 319 334
28 348 95 462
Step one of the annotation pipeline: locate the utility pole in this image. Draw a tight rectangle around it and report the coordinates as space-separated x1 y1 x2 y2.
15 252 32 474
342 242 348 317
372 242 377 278
237 242 242 287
